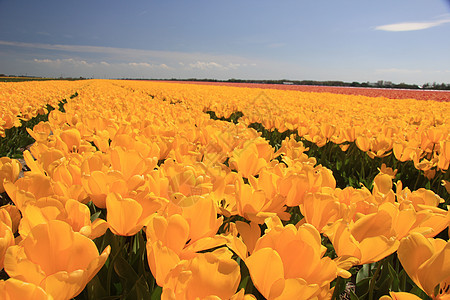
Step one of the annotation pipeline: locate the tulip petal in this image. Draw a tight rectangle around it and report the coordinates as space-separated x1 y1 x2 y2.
245 247 285 299
397 232 434 291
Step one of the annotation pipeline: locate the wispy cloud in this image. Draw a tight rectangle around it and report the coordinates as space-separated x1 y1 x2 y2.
0 40 253 66
34 58 93 66
375 17 450 32
188 61 225 70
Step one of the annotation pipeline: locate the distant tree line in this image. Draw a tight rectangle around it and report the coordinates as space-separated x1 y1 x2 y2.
141 78 450 90
2 74 448 90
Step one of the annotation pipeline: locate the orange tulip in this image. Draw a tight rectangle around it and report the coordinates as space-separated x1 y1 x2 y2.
106 191 162 236
0 278 52 300
4 220 110 300
18 197 108 240
243 223 350 299
0 214 14 270
229 141 270 178
398 232 450 298
323 206 400 265
0 157 21 193
379 292 422 300
146 197 225 286
161 248 241 300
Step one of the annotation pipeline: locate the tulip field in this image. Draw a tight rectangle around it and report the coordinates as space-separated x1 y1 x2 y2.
1 79 450 300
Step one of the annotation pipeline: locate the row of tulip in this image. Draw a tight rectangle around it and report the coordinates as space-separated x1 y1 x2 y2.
0 81 82 137
116 80 450 174
0 79 449 299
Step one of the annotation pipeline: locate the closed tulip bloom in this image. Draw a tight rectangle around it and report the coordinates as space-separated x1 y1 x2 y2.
0 157 21 193
4 220 110 300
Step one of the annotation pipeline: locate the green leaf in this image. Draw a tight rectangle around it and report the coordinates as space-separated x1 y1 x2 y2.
85 275 107 300
388 263 399 291
349 289 360 300
356 278 371 297
150 286 162 300
127 276 151 300
90 210 102 222
356 264 370 284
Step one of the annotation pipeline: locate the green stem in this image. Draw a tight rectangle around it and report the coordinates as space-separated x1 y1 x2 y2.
331 276 342 300
413 169 421 190
368 261 382 300
106 236 126 295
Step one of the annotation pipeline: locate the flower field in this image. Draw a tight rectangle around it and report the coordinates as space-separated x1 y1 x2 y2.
0 79 449 299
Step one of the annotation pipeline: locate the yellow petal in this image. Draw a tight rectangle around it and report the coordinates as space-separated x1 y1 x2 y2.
397 232 434 291
245 247 285 299
0 278 52 300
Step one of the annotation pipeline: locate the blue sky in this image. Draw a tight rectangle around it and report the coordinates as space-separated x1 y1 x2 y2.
0 0 449 84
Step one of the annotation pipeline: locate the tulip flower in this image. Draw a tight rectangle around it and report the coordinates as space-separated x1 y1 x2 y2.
0 214 14 270
0 157 21 193
18 197 108 239
398 232 450 298
242 223 350 299
146 197 225 286
229 141 270 178
4 220 110 300
0 278 52 300
379 292 422 300
323 207 400 265
161 248 241 300
1 204 21 234
106 191 162 236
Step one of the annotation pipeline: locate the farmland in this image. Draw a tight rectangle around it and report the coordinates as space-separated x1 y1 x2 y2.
0 79 449 299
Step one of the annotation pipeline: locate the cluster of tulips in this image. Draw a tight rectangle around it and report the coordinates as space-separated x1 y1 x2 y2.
0 79 449 299
118 80 450 175
0 81 82 137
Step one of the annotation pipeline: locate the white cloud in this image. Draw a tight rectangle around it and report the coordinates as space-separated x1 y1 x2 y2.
128 62 153 67
34 58 53 63
375 18 450 32
0 40 253 65
33 58 93 66
187 61 246 71
188 61 225 70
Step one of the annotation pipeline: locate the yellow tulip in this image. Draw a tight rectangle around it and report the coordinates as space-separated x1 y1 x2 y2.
324 207 400 265
0 157 21 193
0 215 14 270
146 198 225 286
229 141 269 178
4 220 110 300
161 248 241 300
398 232 450 298
379 292 423 300
18 197 108 240
106 191 161 236
0 278 53 300
1 204 21 234
244 223 350 299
